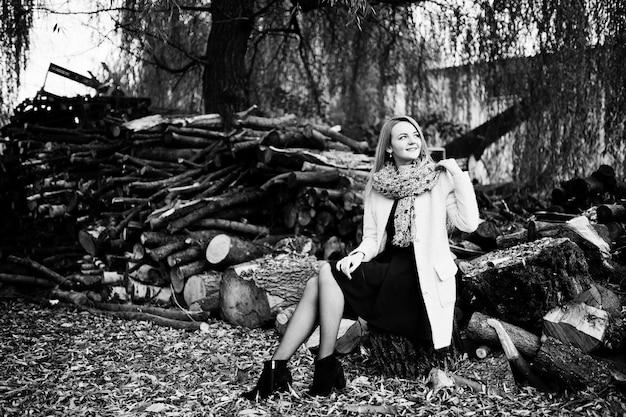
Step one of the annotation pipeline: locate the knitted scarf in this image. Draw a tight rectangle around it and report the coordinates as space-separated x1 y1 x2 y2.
372 159 443 247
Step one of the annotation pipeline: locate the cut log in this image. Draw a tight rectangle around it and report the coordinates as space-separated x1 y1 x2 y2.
147 198 206 230
163 130 216 148
219 254 322 328
527 218 610 250
166 245 203 267
464 220 500 251
128 263 169 287
169 260 210 293
193 218 270 237
114 152 181 172
575 283 622 317
140 231 187 247
596 204 626 223
561 176 605 200
166 125 230 140
167 189 265 233
129 167 204 193
262 128 326 150
310 124 369 153
286 171 340 189
531 336 613 391
205 234 271 268
465 311 541 359
145 240 188 262
184 229 223 245
257 146 306 171
133 146 195 163
475 345 491 359
238 113 297 130
127 277 172 306
183 271 222 311
459 237 595 333
102 271 124 286
196 165 247 198
275 305 297 335
543 302 609 353
496 229 528 249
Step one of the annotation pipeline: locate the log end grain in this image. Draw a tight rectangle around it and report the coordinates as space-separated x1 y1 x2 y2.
183 271 222 307
219 270 271 328
206 234 231 265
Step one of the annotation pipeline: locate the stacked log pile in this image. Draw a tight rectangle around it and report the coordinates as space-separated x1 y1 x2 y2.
0 107 371 317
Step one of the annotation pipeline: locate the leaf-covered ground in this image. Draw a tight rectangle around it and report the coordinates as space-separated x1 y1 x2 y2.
1 299 624 416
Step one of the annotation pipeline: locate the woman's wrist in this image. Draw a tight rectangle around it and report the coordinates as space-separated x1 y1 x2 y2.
350 251 365 260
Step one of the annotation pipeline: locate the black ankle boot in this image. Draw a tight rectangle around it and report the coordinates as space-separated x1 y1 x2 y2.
308 354 346 396
241 360 292 400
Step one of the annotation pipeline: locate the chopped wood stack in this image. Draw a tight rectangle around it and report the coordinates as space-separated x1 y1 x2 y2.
0 107 372 319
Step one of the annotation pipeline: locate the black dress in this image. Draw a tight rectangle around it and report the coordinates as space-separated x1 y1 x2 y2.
330 201 432 343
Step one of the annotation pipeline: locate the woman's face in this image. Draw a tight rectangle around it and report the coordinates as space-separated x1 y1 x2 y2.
387 121 422 166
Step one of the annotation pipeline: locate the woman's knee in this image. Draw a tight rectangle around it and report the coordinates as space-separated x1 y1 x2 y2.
318 262 335 286
319 262 332 279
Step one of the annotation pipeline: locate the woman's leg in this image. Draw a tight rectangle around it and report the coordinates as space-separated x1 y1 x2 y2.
316 262 345 359
308 263 347 395
271 274 320 360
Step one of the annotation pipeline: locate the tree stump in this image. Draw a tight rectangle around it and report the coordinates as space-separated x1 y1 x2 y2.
367 325 461 379
459 237 594 333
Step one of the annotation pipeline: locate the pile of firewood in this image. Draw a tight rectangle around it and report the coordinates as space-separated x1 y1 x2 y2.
0 107 373 316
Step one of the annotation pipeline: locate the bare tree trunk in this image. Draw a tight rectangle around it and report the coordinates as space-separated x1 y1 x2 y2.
202 0 254 125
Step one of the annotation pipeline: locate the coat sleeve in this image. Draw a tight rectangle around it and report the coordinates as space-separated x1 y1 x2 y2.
349 190 380 261
444 171 480 233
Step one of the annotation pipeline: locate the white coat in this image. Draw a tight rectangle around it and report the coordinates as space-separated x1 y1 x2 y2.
349 170 479 349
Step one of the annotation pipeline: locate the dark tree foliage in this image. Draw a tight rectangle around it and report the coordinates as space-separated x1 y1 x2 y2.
439 0 626 187
0 0 33 124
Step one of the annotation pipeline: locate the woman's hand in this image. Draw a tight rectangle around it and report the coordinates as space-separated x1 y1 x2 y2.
436 158 463 176
336 252 365 279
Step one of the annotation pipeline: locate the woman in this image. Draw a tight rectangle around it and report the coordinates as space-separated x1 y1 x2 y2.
242 115 479 400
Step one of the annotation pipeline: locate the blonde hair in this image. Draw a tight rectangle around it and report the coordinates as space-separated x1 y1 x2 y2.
366 115 434 194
